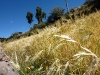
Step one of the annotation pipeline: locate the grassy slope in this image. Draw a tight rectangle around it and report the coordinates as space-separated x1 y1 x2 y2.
3 11 100 75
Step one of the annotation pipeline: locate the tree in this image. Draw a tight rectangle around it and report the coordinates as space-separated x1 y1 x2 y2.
26 12 33 25
85 0 99 3
47 7 64 23
84 0 100 9
47 15 54 23
42 12 46 19
85 0 92 2
94 0 100 7
35 6 46 24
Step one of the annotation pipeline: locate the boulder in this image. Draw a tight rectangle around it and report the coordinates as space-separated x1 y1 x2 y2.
0 42 19 75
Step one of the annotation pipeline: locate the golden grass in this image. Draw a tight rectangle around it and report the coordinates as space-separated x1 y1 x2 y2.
2 11 100 75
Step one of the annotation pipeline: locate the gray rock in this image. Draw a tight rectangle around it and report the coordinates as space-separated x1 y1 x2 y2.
0 42 19 75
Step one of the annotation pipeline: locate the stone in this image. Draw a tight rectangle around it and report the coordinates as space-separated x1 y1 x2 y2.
0 42 19 75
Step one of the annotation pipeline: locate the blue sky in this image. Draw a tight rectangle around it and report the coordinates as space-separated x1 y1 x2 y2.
0 0 85 38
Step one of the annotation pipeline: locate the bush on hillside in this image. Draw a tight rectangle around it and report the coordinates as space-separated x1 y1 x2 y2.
8 32 23 39
0 37 7 42
64 0 100 20
23 32 33 36
47 15 55 23
65 3 95 20
33 22 47 29
47 7 64 23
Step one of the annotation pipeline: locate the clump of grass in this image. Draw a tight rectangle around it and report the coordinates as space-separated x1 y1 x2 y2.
54 34 100 75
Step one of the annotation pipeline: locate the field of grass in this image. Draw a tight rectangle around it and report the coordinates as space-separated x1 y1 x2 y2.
2 11 100 75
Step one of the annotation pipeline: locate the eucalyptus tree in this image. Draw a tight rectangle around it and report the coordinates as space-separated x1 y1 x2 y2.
35 6 46 24
26 12 33 26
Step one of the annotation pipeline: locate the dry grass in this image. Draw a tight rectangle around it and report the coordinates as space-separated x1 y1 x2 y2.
2 11 100 75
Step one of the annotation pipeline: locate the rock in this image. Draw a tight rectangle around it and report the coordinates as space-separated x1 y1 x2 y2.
0 61 19 75
0 42 19 75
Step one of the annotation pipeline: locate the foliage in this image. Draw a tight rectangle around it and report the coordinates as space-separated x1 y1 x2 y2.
42 12 46 19
47 15 55 23
0 37 7 42
84 0 100 9
85 0 92 2
8 32 22 39
47 7 64 23
64 0 100 20
36 7 46 24
64 13 70 19
93 0 100 9
26 12 33 25
65 2 95 20
33 22 47 29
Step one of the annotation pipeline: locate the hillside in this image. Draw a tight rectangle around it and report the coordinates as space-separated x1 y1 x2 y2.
2 11 100 75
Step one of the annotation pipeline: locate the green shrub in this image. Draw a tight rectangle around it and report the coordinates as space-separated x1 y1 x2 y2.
33 22 47 29
0 37 7 42
8 32 22 39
